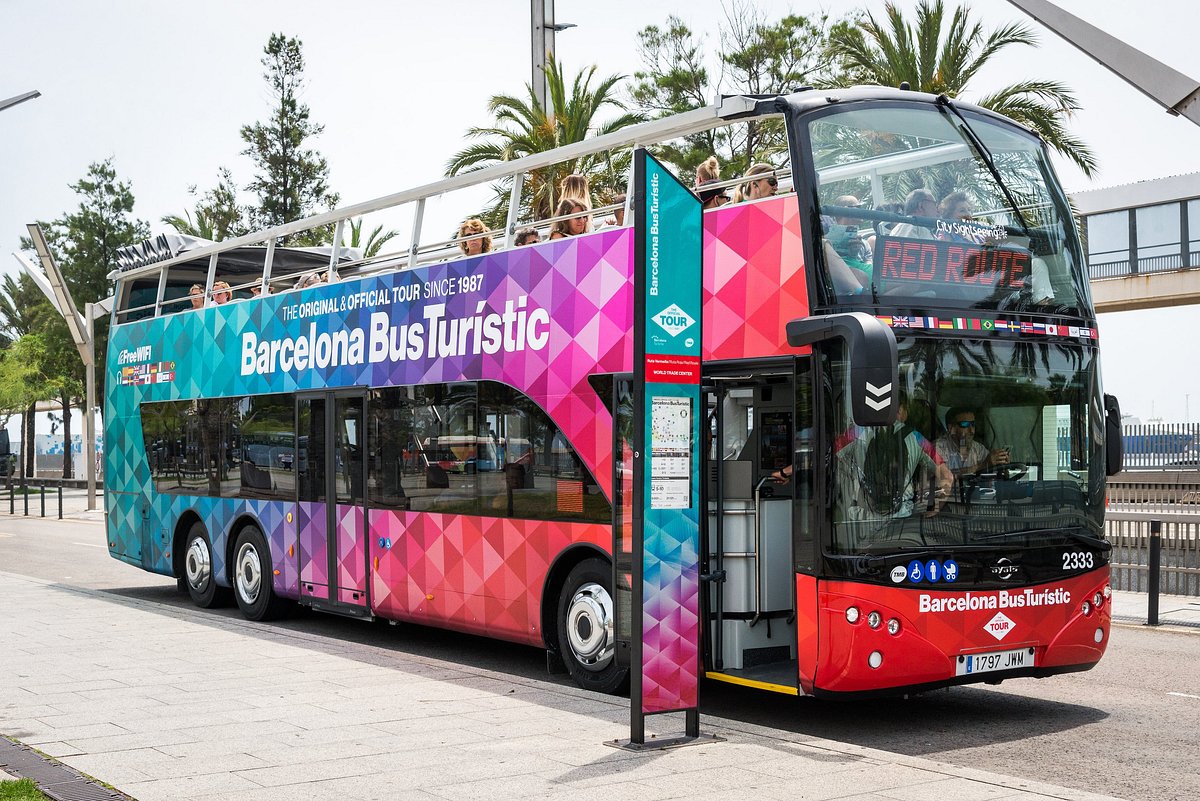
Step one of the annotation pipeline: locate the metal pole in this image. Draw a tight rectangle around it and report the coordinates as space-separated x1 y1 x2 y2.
531 0 552 112
85 302 97 511
39 480 45 517
58 483 63 520
1147 520 1161 625
22 473 27 516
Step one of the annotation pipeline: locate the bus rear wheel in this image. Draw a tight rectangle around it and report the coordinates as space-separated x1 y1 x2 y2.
556 558 628 694
231 525 286 621
183 522 229 608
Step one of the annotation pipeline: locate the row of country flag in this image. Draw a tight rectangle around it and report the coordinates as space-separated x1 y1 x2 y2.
876 315 1098 340
119 361 177 386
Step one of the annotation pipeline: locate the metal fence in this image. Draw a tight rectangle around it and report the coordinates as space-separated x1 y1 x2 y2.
1119 422 1200 470
1106 512 1200 596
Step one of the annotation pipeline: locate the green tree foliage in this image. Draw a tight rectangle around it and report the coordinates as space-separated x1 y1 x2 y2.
445 54 642 225
631 0 836 178
241 33 339 244
18 159 147 477
0 276 56 477
826 0 1096 176
347 218 400 259
163 167 248 241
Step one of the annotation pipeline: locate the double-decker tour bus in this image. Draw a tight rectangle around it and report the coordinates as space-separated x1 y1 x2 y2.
105 86 1123 697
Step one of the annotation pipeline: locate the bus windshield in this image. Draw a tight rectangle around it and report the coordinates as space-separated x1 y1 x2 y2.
807 103 1089 314
828 337 1104 555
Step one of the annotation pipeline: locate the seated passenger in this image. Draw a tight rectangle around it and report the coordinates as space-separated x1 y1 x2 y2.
458 218 492 256
890 189 938 239
934 407 1009 476
835 396 953 520
698 180 730 211
560 173 592 205
600 193 627 227
733 163 778 203
694 156 720 188
189 283 205 310
515 227 541 246
211 281 232 305
549 198 590 239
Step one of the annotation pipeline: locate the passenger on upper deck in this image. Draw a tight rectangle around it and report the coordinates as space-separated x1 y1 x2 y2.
734 163 778 203
600 193 626 227
211 281 232 305
890 189 938 240
694 157 729 211
695 156 720 187
189 284 205 310
458 218 493 256
560 173 592 207
549 198 590 239
515 227 541 246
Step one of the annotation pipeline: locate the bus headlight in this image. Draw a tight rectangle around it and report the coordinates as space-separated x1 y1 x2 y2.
867 611 882 629
868 651 883 669
845 606 860 624
1081 600 1092 616
1103 585 1112 599
887 618 901 636
1093 591 1104 609
1095 628 1105 643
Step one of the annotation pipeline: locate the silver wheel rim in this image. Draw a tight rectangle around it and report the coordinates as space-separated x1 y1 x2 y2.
235 540 263 605
565 581 615 672
185 535 211 592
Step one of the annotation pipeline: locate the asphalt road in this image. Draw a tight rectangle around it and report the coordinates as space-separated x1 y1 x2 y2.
2 512 1197 801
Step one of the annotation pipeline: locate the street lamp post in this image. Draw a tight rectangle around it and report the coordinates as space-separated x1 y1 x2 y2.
530 0 575 111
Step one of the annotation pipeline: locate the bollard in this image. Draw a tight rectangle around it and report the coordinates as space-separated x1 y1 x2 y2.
8 482 12 515
1147 519 1162 626
58 483 63 520
40 480 46 518
22 476 28 517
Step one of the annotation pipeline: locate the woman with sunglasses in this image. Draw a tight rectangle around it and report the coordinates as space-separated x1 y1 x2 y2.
734 163 778 202
934 407 1009 476
548 198 591 239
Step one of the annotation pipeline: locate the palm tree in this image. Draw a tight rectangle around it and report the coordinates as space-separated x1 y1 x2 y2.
346 218 400 259
445 55 643 224
161 210 218 240
827 0 1096 177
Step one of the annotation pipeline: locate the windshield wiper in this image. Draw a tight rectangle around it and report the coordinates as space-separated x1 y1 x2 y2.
973 526 1112 552
935 95 1033 239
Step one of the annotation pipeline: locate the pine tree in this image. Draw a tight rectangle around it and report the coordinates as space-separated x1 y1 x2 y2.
240 33 339 244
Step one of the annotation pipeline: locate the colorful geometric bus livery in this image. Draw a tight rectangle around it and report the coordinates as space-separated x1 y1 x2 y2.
104 195 810 645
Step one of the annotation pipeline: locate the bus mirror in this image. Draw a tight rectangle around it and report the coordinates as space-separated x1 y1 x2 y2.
786 312 898 427
1104 393 1123 476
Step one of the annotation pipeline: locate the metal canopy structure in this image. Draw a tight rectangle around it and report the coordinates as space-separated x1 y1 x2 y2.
1006 0 1200 126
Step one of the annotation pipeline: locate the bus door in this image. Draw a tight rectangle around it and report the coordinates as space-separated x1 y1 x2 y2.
703 366 804 694
296 390 370 617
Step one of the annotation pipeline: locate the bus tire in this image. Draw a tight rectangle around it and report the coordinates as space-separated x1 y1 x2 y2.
183 522 229 609
231 525 286 621
556 558 628 694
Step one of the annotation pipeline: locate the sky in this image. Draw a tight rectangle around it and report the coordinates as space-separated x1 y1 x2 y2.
2 0 1199 423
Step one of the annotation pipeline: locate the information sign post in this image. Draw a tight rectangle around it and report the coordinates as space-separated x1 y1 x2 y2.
613 148 709 749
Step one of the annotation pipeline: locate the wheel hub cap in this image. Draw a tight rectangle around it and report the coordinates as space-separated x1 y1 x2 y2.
236 541 262 604
566 581 614 671
185 537 211 591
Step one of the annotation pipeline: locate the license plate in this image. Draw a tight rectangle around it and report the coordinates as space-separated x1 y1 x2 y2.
956 648 1032 676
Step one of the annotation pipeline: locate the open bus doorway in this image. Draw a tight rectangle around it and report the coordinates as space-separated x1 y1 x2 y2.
703 359 815 694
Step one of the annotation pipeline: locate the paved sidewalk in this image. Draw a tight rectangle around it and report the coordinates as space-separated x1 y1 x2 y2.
0 571 1125 801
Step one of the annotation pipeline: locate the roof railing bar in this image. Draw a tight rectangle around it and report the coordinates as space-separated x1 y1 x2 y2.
505 172 525 250
203 253 219 303
328 219 344 281
108 101 754 284
153 264 169 318
261 239 276 296
408 199 426 270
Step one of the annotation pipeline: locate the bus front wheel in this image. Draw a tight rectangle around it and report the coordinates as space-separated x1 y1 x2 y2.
556 558 628 694
231 525 286 621
183 523 229 608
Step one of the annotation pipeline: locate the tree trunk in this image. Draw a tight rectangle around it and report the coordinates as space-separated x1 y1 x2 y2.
61 395 73 479
23 402 35 480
